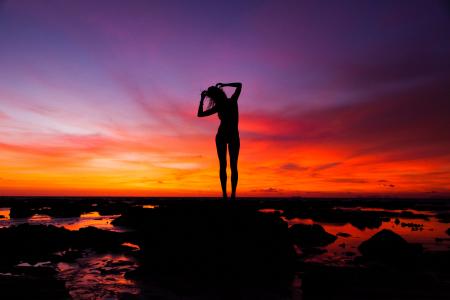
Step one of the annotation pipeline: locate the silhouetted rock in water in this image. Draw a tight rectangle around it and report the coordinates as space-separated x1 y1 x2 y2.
114 204 296 295
0 224 128 266
9 205 34 219
47 204 83 218
9 202 86 219
0 224 72 265
0 215 4 219
284 208 385 230
290 224 337 248
358 229 422 265
395 217 400 225
283 206 429 231
446 228 450 236
436 212 450 223
337 232 351 237
76 226 129 251
96 202 129 216
0 266 69 299
401 222 423 231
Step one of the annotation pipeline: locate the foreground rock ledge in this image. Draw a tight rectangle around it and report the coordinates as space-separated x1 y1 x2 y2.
113 203 297 293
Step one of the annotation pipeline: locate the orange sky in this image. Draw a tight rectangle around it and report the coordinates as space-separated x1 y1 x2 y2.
1 1 450 197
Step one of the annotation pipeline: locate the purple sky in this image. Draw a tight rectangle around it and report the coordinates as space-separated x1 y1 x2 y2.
1 0 449 196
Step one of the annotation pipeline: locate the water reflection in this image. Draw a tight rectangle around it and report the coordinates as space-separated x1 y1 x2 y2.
0 210 123 232
278 208 450 266
0 207 10 219
57 251 139 300
143 204 158 209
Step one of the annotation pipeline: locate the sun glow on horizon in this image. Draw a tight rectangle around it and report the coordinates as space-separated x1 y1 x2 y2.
1 1 449 197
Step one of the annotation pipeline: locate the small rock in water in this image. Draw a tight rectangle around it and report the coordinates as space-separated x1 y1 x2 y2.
336 232 351 238
358 229 422 265
290 224 337 247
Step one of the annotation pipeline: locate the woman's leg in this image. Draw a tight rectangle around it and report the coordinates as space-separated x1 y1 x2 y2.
229 136 240 200
216 136 227 200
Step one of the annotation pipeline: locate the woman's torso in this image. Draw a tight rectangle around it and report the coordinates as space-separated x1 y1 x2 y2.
217 99 239 139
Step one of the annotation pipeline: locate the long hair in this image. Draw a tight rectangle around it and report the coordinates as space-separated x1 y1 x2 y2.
206 86 227 109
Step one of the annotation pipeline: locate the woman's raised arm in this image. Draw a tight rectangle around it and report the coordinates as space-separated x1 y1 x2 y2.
197 91 218 117
216 82 242 101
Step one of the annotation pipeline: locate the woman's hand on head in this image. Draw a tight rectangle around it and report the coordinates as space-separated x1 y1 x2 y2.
215 82 224 88
201 90 207 98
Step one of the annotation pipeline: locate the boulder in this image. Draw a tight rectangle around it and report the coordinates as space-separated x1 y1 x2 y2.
290 224 337 247
358 229 422 264
337 232 351 238
114 204 296 293
9 205 34 219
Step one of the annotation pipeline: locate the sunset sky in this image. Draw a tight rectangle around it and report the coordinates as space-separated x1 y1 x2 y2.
1 0 449 197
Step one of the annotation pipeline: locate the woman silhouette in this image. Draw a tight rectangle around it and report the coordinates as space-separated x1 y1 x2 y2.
197 82 242 201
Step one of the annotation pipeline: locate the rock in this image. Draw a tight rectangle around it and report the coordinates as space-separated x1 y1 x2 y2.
337 232 351 238
358 229 422 265
0 224 127 266
394 218 400 225
115 204 296 293
48 204 82 218
76 226 127 251
436 212 450 223
400 222 423 231
284 206 429 230
446 228 450 236
290 224 337 248
9 205 34 219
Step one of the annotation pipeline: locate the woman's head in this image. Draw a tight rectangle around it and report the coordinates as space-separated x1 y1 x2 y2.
206 86 227 108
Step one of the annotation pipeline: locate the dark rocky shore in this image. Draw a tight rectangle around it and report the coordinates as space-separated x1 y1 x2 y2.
0 197 449 299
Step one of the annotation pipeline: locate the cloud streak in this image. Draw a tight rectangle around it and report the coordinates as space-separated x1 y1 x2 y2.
0 0 449 196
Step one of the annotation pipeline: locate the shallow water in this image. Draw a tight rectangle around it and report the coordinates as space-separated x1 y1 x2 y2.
0 208 125 231
57 252 140 300
279 208 449 266
2 204 449 299
1 207 139 299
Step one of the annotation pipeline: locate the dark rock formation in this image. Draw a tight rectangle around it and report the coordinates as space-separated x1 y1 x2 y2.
114 204 296 295
0 224 128 266
290 223 337 247
9 205 34 219
358 229 422 265
436 212 450 223
337 232 351 237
